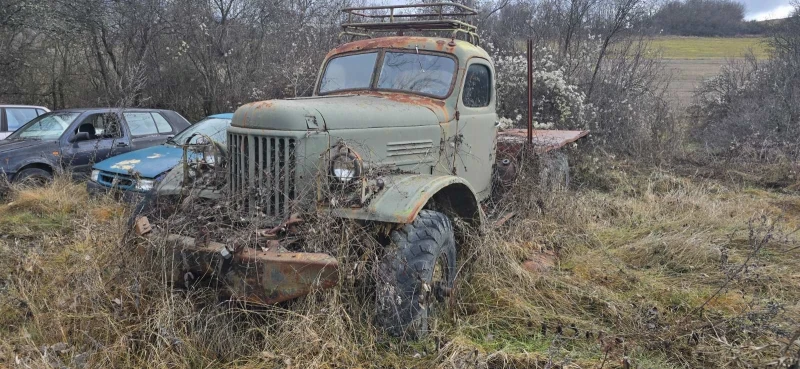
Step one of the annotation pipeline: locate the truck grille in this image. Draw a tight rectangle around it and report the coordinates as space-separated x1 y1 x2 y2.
228 133 296 218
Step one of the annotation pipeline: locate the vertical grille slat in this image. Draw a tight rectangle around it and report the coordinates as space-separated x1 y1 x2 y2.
228 132 296 220
273 138 281 217
247 135 255 212
283 139 290 211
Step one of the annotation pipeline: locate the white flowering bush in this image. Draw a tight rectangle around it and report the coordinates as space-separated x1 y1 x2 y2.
488 37 675 158
490 43 594 131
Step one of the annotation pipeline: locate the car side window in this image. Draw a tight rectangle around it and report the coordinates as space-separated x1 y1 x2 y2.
76 113 122 139
124 112 159 136
151 112 172 133
6 108 39 131
463 64 491 108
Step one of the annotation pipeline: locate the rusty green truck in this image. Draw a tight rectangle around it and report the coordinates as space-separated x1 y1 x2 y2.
134 3 586 338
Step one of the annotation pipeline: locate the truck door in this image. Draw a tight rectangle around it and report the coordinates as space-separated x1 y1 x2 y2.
454 59 497 200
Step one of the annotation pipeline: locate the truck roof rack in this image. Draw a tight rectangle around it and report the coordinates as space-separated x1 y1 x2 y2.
341 3 479 45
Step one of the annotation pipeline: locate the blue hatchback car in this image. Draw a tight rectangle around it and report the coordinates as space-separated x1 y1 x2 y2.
87 113 233 198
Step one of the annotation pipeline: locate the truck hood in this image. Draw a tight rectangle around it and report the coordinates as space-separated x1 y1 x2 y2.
94 144 189 179
233 93 449 131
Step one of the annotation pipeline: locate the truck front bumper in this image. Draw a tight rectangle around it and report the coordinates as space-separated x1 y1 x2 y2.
140 228 339 305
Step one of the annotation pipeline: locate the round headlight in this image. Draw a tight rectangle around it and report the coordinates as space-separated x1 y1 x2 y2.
329 147 362 183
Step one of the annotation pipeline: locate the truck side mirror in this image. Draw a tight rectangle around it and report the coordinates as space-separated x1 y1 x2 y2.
70 132 90 143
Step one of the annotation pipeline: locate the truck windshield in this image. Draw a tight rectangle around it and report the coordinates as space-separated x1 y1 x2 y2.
7 112 81 140
377 52 456 97
319 51 456 98
319 52 378 94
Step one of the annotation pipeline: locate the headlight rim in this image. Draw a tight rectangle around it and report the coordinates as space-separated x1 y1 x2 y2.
329 146 362 184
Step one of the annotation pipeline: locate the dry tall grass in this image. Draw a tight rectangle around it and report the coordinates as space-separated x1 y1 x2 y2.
1 164 798 368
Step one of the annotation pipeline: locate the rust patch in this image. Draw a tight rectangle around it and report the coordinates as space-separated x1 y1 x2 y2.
498 129 589 155
522 250 557 273
254 100 274 109
347 90 450 121
328 36 431 57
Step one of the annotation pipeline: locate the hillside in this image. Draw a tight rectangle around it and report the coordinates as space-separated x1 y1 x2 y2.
649 37 770 108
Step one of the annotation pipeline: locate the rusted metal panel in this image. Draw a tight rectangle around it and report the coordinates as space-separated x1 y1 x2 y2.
497 129 589 154
166 234 339 305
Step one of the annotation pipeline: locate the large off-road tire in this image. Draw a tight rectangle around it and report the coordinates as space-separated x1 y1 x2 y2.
14 168 53 186
376 210 457 339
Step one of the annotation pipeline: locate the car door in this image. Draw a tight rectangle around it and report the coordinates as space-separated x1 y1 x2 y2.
62 112 131 175
123 111 175 150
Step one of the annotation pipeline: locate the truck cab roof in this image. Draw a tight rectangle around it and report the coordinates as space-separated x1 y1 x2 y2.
325 36 490 61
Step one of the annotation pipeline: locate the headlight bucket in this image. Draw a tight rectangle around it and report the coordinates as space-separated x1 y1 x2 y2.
329 146 362 184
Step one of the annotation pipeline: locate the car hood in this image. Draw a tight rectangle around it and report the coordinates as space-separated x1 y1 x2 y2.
0 139 51 154
93 145 188 179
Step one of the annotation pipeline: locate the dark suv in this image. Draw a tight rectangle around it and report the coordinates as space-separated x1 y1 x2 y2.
0 108 190 183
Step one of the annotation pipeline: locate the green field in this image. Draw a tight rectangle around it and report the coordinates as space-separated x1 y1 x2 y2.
649 36 770 59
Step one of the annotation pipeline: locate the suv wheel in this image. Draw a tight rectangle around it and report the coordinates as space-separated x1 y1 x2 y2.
14 168 52 186
376 210 457 338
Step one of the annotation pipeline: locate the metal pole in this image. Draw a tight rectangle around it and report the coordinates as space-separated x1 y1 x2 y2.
527 39 533 145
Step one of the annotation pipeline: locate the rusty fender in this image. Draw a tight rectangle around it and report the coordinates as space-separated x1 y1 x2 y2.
165 234 339 305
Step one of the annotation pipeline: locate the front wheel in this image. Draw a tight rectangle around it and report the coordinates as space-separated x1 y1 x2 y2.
14 168 53 186
376 210 457 339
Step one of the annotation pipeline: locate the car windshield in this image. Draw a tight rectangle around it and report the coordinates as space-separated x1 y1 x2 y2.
8 112 81 140
318 51 457 98
171 117 231 145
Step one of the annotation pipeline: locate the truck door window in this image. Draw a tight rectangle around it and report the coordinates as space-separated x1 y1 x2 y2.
377 52 456 97
319 52 378 94
463 64 491 107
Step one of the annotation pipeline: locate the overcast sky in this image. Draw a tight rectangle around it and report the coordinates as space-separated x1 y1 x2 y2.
740 0 795 20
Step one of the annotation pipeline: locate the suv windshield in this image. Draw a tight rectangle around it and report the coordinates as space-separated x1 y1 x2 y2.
8 112 81 140
171 117 232 145
319 51 456 98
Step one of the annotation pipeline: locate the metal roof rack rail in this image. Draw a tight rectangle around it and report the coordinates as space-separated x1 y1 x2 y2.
340 2 479 45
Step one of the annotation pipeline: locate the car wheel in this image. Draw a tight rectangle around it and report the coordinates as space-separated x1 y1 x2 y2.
376 210 457 339
14 168 53 186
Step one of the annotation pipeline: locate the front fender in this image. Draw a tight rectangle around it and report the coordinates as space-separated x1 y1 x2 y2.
328 174 481 225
